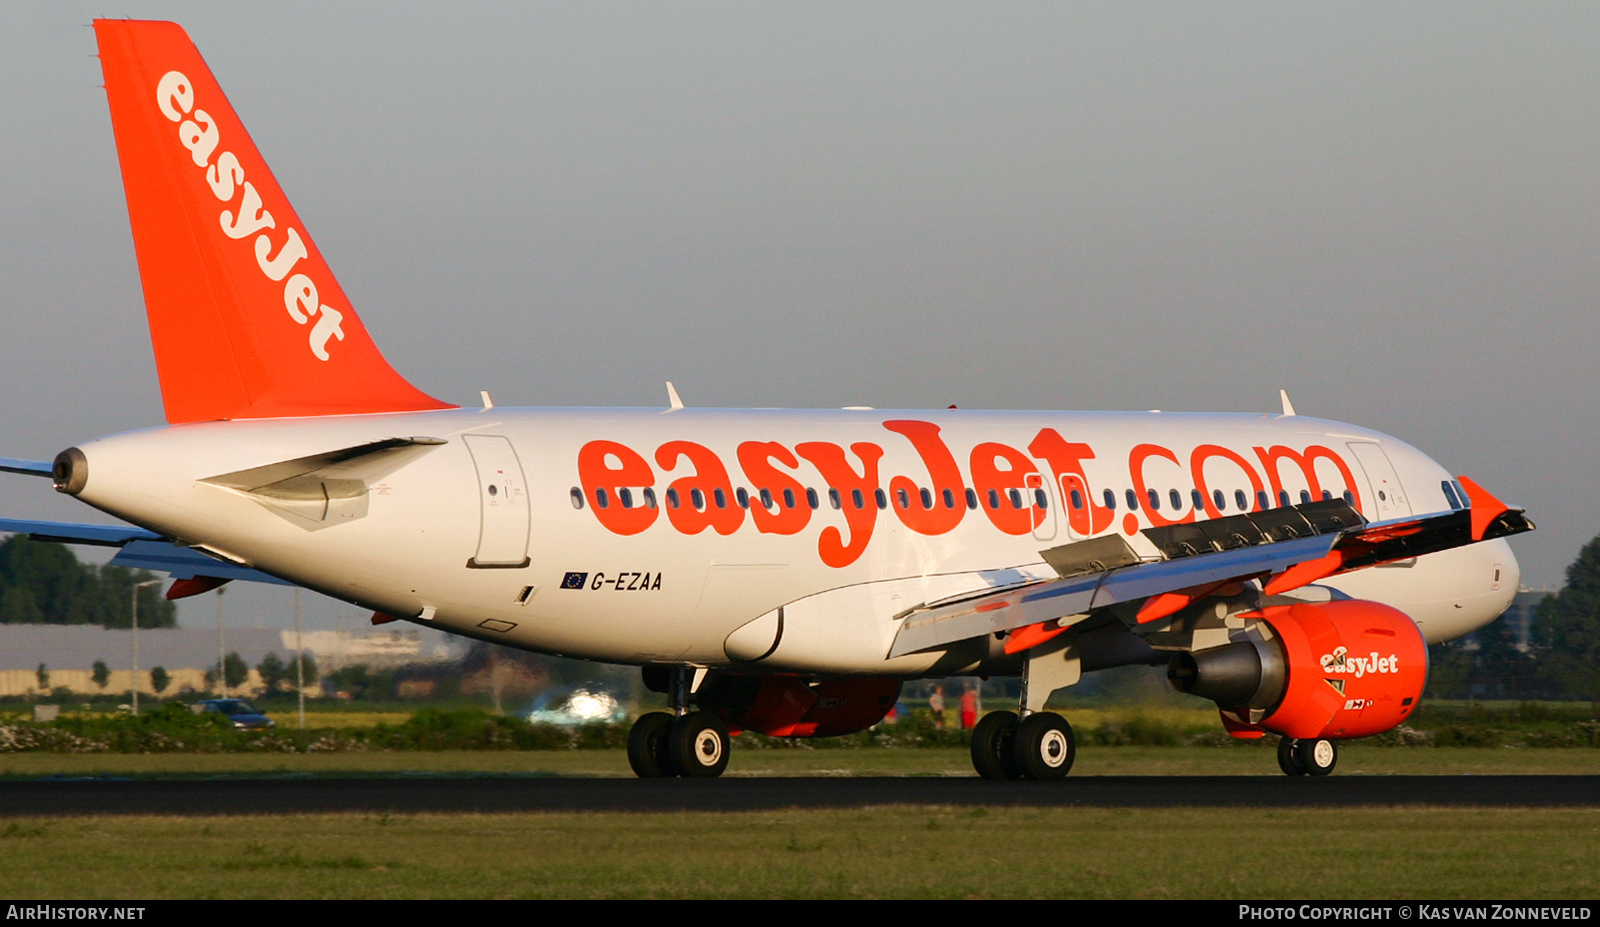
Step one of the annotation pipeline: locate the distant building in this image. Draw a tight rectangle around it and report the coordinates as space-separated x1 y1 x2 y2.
1500 588 1549 650
0 624 456 697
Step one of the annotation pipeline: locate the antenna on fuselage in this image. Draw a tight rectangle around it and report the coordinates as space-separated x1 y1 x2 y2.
1279 389 1297 417
665 381 685 412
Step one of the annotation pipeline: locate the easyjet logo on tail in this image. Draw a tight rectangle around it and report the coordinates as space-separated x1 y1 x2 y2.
154 71 345 361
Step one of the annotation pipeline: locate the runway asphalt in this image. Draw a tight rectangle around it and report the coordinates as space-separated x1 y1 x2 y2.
3 775 1595 816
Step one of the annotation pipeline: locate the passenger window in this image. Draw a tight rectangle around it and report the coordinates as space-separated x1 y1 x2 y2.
759 488 773 509
896 488 910 509
1125 489 1139 511
714 488 728 509
1343 490 1355 506
1070 489 1083 510
1147 489 1160 512
943 488 956 509
805 488 819 510
1257 490 1269 510
596 488 610 509
619 488 633 509
1300 490 1312 505
1169 489 1182 510
829 488 842 510
1008 489 1023 510
852 488 865 509
1213 489 1225 511
736 487 750 509
966 489 979 510
570 488 585 510
920 488 933 510
1104 489 1116 511
1277 490 1290 508
875 489 888 510
691 488 705 510
1035 489 1048 509
989 489 1001 510
784 488 796 509
666 488 680 509
643 488 657 509
1234 489 1247 511
1191 489 1204 509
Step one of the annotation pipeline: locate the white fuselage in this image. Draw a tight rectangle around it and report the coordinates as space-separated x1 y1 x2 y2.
65 408 1518 676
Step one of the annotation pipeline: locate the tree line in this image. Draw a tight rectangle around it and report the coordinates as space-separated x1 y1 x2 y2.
0 536 175 628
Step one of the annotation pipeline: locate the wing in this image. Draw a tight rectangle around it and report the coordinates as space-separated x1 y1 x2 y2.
888 476 1534 659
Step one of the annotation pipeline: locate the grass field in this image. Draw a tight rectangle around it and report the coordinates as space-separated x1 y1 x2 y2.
0 806 1593 899
2 733 1596 899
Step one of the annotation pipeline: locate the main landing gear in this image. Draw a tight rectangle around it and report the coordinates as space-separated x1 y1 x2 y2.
970 709 1077 781
627 667 731 779
1276 736 1338 776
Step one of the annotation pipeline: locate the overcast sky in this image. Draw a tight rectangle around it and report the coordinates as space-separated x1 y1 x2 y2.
0 2 1594 633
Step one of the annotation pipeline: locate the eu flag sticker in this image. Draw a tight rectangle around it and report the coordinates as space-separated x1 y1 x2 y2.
560 571 588 590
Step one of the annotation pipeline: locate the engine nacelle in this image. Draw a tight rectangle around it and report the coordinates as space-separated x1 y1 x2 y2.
1169 600 1428 740
696 673 902 738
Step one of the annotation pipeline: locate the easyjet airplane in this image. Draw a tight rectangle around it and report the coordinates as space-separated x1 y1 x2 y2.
0 21 1533 780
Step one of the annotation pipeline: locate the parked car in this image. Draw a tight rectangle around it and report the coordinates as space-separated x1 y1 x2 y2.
192 698 276 730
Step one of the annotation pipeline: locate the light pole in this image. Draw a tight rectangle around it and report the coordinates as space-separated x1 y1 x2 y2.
130 579 161 716
216 586 227 698
293 587 306 730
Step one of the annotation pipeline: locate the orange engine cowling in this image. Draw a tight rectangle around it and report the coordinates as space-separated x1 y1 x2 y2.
697 674 903 738
1168 600 1428 740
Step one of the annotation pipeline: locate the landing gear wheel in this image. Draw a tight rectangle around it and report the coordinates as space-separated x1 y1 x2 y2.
1014 712 1075 780
1277 736 1306 776
970 710 1021 780
627 711 675 778
1294 738 1338 776
668 711 730 778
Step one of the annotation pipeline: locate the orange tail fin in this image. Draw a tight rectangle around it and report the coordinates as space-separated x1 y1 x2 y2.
94 20 454 423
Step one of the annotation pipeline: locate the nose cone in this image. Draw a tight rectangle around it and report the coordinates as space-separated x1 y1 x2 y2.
1432 538 1521 644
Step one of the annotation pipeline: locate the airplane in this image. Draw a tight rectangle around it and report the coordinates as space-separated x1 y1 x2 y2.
0 20 1533 780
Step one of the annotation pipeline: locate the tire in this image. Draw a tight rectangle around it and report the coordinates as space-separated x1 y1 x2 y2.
627 712 675 778
1277 736 1306 776
668 711 730 778
1014 712 1075 780
1294 738 1338 776
970 710 1021 780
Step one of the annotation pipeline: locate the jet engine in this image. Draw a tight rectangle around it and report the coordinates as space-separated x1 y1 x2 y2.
696 673 903 738
1168 600 1428 740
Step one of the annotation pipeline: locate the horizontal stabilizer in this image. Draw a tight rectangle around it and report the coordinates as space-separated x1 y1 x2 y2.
0 458 53 478
0 518 160 547
111 540 291 585
0 518 288 586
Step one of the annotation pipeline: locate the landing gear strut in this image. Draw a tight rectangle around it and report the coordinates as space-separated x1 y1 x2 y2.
628 667 730 779
1277 736 1337 776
